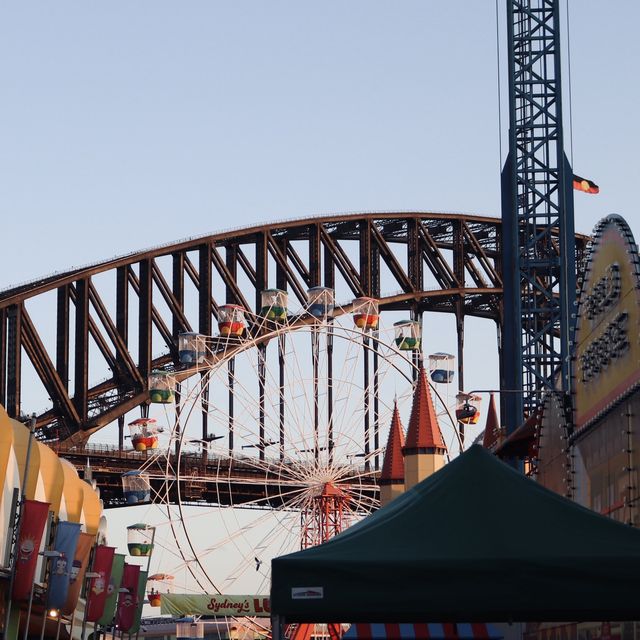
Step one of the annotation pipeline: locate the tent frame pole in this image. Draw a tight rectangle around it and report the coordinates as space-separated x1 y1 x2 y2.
272 614 285 640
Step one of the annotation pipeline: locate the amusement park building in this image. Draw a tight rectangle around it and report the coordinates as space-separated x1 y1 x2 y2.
0 406 104 638
370 213 640 640
498 215 640 640
534 215 640 525
379 366 447 506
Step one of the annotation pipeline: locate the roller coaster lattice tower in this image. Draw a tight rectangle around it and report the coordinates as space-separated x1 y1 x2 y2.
501 0 576 430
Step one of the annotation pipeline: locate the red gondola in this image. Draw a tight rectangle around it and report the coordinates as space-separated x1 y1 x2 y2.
219 305 247 337
352 297 379 331
128 418 161 452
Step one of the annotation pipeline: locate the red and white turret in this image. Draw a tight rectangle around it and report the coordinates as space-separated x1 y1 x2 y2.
378 402 406 507
402 367 447 489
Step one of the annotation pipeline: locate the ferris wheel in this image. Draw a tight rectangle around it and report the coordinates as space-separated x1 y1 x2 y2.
130 291 465 605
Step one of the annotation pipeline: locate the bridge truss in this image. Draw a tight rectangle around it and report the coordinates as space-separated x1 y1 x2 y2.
0 212 587 446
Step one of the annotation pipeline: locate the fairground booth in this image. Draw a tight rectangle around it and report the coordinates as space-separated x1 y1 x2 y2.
271 446 640 634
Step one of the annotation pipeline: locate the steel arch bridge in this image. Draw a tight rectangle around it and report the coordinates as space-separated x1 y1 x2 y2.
0 212 588 448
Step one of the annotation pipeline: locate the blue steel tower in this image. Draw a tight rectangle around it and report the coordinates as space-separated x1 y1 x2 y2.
501 0 576 431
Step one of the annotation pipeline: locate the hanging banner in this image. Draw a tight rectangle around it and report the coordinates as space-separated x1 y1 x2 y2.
12 499 50 601
85 545 116 622
116 562 141 632
46 520 81 609
98 553 125 627
62 531 95 615
161 593 271 617
129 570 148 635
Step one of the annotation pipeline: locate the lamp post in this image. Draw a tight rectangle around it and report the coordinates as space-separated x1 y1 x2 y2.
40 606 60 640
20 550 61 640
110 587 130 640
37 546 67 640
79 571 101 640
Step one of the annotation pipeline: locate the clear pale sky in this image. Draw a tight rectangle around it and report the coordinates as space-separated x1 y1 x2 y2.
2 0 639 596
2 1 638 288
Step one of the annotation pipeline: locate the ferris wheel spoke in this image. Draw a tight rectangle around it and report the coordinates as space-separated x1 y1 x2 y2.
184 493 310 591
141 317 465 602
221 511 301 592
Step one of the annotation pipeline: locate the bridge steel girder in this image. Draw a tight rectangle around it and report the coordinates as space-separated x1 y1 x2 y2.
0 212 588 444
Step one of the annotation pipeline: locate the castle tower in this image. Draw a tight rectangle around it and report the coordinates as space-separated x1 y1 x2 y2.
378 402 406 507
402 367 446 489
482 392 500 452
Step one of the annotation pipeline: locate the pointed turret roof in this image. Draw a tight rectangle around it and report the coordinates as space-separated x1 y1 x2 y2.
403 367 446 452
379 402 406 484
482 393 500 450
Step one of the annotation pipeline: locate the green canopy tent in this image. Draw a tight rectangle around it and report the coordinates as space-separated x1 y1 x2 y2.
271 445 640 625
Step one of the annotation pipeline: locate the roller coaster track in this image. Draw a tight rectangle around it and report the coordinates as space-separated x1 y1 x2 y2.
0 212 588 445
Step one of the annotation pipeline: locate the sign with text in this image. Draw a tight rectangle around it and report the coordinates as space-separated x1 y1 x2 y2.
161 594 271 617
574 216 640 429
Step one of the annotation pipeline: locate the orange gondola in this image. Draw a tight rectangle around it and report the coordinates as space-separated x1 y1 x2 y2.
455 393 482 425
128 418 161 452
147 573 174 607
218 304 247 337
352 297 379 331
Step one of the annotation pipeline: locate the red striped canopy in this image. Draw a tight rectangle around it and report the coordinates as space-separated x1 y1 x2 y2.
343 623 502 640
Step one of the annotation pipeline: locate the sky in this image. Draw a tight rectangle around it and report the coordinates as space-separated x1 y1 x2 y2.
2 0 640 601
2 1 638 288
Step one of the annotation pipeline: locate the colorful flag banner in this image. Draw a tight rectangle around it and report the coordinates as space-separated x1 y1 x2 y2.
573 174 600 194
98 553 125 627
62 531 95 615
129 570 148 635
12 499 50 601
116 562 141 632
85 545 116 622
46 520 81 609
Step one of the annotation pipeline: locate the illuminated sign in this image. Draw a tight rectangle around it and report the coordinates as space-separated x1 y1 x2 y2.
573 216 640 430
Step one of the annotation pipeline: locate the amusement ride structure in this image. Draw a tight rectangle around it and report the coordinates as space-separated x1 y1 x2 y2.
0 0 598 633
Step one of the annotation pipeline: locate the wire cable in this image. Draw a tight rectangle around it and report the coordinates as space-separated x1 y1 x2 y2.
565 0 574 164
495 0 503 169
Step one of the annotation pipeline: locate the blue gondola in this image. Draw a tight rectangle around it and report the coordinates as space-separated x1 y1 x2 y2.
428 352 455 384
121 471 151 505
178 332 206 364
307 287 335 319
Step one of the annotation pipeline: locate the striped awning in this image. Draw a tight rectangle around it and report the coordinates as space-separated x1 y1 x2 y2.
342 623 503 640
